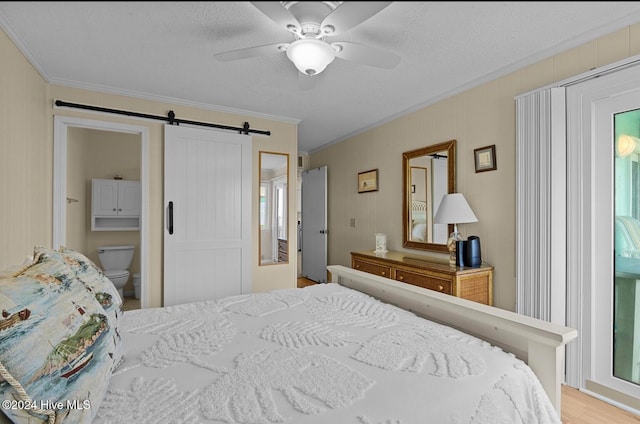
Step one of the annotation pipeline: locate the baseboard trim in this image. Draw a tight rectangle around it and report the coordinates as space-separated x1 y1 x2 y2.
584 380 640 416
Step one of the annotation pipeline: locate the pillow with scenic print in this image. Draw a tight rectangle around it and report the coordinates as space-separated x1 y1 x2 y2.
33 246 124 369
0 256 115 424
55 247 123 308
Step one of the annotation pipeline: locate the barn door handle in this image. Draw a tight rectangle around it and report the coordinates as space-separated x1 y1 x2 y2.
168 201 174 235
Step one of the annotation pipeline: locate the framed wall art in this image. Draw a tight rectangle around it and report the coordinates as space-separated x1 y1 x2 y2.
474 145 497 173
358 169 378 193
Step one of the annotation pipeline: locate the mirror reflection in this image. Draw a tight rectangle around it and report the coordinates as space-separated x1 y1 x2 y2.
259 152 289 265
403 140 456 252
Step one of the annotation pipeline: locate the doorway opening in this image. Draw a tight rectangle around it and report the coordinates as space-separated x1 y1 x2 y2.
53 116 149 309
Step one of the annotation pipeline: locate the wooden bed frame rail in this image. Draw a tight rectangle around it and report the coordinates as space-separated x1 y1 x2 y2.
328 265 578 413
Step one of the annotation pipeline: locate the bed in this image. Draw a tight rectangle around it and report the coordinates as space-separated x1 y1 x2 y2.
0 248 577 424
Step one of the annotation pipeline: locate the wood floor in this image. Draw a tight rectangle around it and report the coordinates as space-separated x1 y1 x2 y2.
297 277 640 423
297 276 318 288
561 386 640 423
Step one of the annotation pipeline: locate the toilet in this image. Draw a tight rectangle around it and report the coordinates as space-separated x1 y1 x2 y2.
97 245 135 299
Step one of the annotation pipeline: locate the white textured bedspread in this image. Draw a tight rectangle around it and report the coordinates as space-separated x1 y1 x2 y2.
94 284 560 424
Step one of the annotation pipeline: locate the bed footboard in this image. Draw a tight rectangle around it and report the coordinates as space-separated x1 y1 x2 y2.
328 265 578 413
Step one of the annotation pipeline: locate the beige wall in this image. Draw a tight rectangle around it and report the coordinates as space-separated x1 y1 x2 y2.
0 28 50 265
1 27 299 307
310 22 640 311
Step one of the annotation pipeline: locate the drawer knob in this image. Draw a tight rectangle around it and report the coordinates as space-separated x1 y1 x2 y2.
381 271 386 276
356 265 360 269
438 285 444 291
398 275 404 281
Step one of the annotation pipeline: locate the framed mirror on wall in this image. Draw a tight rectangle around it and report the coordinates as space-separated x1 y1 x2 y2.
402 140 456 252
259 151 289 265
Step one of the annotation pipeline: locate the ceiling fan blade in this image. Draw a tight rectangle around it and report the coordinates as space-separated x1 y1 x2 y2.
214 43 288 62
250 2 301 33
321 2 392 36
333 41 401 69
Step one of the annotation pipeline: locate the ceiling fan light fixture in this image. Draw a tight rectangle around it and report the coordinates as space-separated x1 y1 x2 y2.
617 134 639 158
286 38 336 76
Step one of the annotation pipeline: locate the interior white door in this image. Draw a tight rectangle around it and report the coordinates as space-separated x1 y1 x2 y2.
301 166 327 282
164 124 252 306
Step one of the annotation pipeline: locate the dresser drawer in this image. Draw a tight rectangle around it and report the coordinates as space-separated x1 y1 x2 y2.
352 259 391 278
394 269 452 294
350 251 493 305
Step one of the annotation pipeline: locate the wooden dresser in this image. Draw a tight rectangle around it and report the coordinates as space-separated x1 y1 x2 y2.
351 250 493 305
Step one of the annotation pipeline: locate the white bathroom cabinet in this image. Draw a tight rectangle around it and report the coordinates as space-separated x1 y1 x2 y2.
91 179 141 231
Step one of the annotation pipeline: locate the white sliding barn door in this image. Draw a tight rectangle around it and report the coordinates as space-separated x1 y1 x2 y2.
164 125 252 306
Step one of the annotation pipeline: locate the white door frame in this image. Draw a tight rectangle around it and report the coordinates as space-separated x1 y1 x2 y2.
53 115 149 308
566 60 640 409
592 89 640 400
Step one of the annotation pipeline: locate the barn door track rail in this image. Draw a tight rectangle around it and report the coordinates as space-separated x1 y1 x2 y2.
54 100 271 136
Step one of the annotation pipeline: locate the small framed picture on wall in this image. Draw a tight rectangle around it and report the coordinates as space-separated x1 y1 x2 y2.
474 145 497 173
358 169 379 193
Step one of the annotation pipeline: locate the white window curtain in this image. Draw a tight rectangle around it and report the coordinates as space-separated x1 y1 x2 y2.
515 87 566 325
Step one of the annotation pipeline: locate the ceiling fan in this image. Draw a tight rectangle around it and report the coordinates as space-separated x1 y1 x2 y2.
214 2 401 77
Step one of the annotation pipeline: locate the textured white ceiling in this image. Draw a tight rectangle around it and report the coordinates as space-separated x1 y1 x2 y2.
2 1 640 152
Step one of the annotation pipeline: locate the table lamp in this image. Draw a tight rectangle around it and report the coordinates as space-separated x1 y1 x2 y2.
433 193 478 267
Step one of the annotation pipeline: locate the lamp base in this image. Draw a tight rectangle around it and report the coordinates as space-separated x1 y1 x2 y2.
447 231 462 267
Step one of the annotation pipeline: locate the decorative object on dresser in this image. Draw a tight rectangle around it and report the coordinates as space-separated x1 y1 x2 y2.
374 233 387 254
351 250 493 305
433 193 478 267
455 235 482 268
